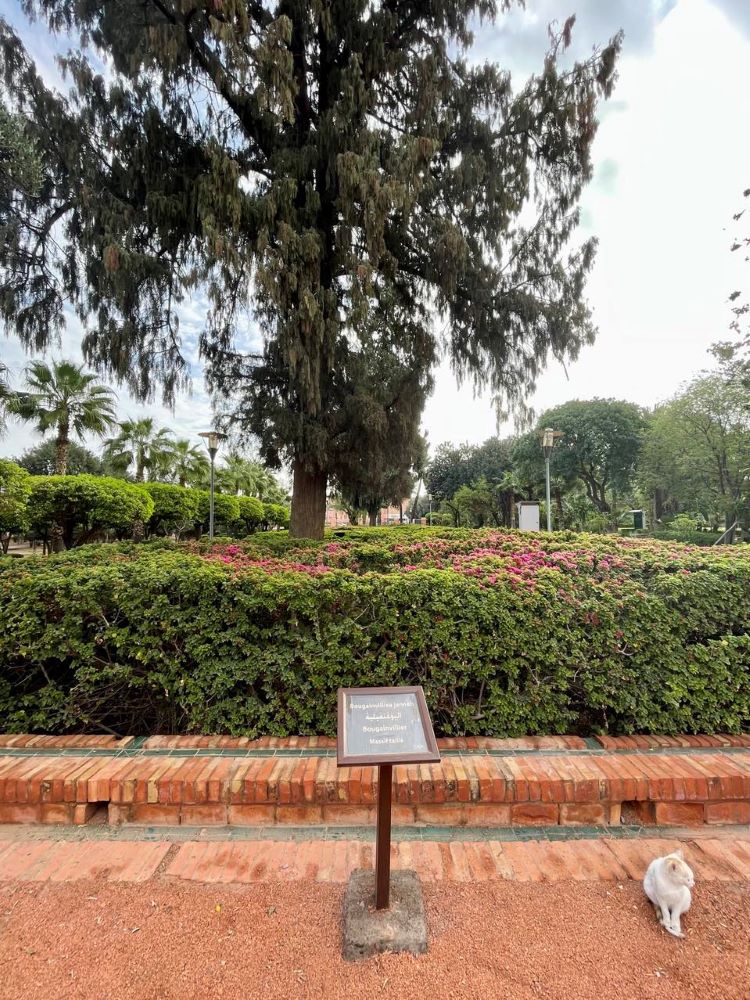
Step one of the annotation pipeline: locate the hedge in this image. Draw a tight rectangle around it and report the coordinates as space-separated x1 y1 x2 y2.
1 528 749 738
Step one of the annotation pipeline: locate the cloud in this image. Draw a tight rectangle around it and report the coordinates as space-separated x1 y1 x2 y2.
595 158 619 196
471 0 678 77
710 0 750 36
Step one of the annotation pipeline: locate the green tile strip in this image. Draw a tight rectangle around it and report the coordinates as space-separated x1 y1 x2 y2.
0 743 748 760
1 822 746 846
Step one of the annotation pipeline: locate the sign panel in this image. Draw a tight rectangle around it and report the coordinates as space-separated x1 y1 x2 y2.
337 686 440 767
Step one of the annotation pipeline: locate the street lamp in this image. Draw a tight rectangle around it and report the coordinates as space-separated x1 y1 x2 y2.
198 430 227 539
541 427 562 532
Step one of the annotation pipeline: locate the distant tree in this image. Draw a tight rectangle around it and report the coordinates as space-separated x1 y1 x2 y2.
0 9 621 537
15 439 103 476
531 399 647 513
6 359 117 474
667 373 750 538
0 458 31 553
104 418 173 482
636 404 716 523
165 439 209 488
217 452 286 502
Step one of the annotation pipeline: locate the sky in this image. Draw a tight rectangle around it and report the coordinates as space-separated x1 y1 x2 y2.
1 0 749 464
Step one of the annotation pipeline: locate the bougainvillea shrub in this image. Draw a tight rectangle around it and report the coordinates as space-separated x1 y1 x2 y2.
1 528 749 737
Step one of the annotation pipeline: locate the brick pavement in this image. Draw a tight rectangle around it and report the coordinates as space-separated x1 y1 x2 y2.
1 831 749 885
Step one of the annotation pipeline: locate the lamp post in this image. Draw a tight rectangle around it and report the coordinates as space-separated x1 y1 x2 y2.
198 430 227 539
541 427 557 532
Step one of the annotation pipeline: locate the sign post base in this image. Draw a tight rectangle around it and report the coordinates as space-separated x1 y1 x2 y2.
341 869 427 962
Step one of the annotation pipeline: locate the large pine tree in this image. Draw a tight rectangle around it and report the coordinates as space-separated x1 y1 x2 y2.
0 3 621 536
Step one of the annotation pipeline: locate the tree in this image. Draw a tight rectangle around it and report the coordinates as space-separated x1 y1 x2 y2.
333 352 429 525
15 439 104 476
1 100 41 189
0 8 621 537
104 418 173 482
667 373 750 538
165 439 209 488
636 404 716 524
0 458 31 553
6 359 117 474
0 101 42 256
530 400 646 513
27 474 154 550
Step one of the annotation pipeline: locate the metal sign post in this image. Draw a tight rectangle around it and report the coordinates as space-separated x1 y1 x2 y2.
337 686 440 910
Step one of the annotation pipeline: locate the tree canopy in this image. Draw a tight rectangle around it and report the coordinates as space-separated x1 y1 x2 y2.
0 4 621 536
6 359 117 474
530 399 646 513
15 439 104 476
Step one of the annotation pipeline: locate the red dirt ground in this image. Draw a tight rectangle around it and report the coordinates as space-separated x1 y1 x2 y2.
0 878 748 1000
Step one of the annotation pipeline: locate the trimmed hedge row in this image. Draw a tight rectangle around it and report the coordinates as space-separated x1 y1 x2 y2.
1 528 750 737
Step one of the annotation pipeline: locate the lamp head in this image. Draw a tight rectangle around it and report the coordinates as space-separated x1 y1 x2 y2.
199 430 227 458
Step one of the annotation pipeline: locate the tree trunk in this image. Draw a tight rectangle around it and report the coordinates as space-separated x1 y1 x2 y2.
290 460 327 539
50 522 65 553
368 507 378 527
55 420 70 475
132 518 145 543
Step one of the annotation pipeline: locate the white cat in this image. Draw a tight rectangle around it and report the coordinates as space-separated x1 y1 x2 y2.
643 849 695 938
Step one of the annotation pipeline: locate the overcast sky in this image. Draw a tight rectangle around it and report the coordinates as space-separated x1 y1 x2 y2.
1 0 749 463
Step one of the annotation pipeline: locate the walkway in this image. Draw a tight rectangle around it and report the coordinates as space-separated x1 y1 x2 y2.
0 827 749 999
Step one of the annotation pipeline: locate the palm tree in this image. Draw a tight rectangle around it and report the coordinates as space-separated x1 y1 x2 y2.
104 417 173 481
8 360 117 474
218 452 285 500
167 439 209 487
218 452 260 495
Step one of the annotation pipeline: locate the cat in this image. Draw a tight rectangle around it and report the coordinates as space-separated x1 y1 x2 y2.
643 849 695 938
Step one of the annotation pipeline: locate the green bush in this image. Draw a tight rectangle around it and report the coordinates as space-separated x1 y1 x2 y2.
234 495 265 535
0 460 32 552
1 527 750 737
650 530 724 547
144 482 201 537
26 475 155 549
194 490 240 535
263 502 290 529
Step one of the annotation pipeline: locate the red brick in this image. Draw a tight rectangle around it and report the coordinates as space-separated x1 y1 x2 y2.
321 805 375 825
510 803 559 826
465 803 512 827
40 803 73 825
73 803 99 825
391 805 416 825
129 804 181 825
0 804 40 824
415 804 466 827
705 801 750 825
275 805 323 825
654 802 705 826
180 804 228 826
559 803 607 826
107 803 130 825
227 805 276 826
